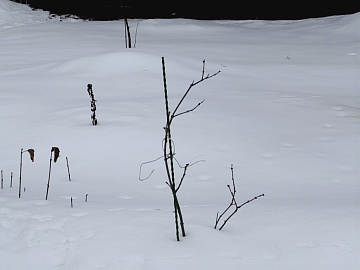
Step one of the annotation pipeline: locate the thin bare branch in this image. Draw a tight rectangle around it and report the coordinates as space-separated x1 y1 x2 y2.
230 164 236 193
176 163 189 192
139 155 163 181
173 156 205 169
237 194 265 209
215 165 264 230
201 60 205 80
214 203 232 229
173 99 205 118
218 194 265 231
169 66 220 125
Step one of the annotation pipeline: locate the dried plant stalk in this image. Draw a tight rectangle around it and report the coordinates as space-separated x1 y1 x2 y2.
52 147 60 163
27 149 35 162
19 148 35 198
10 172 13 188
46 147 60 200
87 84 98 125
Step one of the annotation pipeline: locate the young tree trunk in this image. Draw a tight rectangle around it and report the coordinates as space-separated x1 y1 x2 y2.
124 18 131 48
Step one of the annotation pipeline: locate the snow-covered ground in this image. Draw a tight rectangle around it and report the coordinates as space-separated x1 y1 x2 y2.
0 0 359 269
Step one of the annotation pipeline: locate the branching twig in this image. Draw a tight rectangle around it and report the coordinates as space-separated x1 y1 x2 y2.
169 60 220 126
215 164 264 230
173 99 205 118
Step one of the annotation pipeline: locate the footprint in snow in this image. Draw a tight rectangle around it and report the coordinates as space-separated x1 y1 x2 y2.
134 208 152 212
31 214 55 222
29 200 49 206
108 208 124 212
71 212 89 217
281 143 294 148
118 196 133 200
322 123 334 128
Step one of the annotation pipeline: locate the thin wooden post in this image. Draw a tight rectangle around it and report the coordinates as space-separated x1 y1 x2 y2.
66 157 71 181
45 150 53 200
19 148 23 198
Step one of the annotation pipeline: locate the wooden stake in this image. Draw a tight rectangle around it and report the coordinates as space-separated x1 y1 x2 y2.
19 148 23 198
66 157 71 181
45 149 53 200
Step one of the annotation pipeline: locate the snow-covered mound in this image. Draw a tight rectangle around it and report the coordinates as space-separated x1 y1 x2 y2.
0 0 49 29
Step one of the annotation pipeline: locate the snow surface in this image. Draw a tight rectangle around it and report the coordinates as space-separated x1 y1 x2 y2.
0 0 359 269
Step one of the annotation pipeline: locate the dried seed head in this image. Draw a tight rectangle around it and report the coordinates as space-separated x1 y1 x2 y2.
27 149 35 162
51 147 60 163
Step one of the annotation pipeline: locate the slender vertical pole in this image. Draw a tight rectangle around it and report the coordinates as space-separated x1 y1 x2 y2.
10 172 13 188
162 57 181 241
125 18 131 48
66 157 71 181
46 150 53 200
1 170 3 189
19 148 23 198
124 19 128 48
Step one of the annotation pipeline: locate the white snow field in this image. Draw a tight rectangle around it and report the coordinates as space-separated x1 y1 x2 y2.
0 1 359 269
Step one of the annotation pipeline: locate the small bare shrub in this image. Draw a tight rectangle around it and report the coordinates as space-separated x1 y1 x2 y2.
214 164 264 230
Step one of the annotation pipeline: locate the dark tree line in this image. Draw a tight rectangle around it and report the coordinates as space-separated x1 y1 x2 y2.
11 1 360 20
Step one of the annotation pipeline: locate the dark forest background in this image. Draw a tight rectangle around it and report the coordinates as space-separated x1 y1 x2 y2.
11 1 360 20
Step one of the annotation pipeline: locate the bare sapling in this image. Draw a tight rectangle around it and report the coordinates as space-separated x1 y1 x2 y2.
214 164 264 230
87 84 98 125
46 147 60 200
161 57 220 241
123 18 139 48
19 148 35 198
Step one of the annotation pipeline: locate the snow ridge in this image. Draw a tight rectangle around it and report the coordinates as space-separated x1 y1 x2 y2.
0 0 49 29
